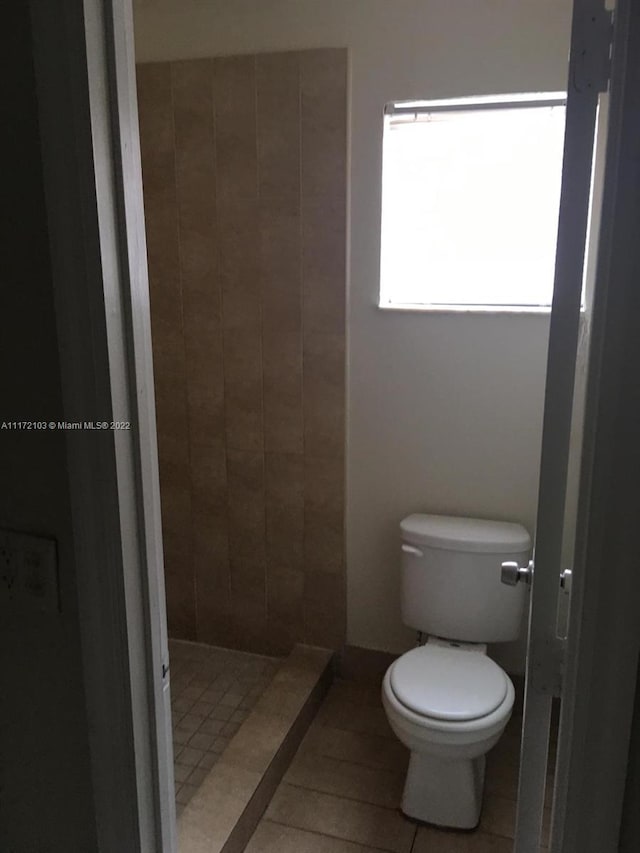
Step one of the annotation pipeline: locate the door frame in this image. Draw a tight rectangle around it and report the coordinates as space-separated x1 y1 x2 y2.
513 1 611 848
28 0 640 850
29 0 175 850
550 0 640 849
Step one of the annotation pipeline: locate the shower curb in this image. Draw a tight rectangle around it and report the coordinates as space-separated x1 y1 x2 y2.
178 644 334 853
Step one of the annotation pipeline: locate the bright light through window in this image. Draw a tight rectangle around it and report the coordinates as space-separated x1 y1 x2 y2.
380 94 566 309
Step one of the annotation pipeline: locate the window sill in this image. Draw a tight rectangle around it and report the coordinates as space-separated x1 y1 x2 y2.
377 302 554 316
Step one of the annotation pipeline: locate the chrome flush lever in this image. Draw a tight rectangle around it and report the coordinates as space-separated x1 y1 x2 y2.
501 559 534 586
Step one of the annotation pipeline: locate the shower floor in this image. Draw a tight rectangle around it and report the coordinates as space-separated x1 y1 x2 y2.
169 639 281 816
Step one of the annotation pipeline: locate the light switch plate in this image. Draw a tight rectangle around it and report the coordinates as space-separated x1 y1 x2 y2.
0 529 59 613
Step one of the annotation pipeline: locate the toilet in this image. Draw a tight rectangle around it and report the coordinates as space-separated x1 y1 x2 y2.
381 513 531 829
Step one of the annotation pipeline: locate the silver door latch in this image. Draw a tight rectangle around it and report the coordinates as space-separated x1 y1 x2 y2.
501 559 534 586
560 568 573 595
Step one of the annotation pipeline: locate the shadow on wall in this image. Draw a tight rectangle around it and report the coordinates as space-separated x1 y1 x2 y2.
136 49 347 655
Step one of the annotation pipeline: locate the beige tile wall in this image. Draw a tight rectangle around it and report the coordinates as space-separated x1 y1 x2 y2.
136 49 347 654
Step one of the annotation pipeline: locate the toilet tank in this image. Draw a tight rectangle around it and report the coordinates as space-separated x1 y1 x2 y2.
400 514 532 643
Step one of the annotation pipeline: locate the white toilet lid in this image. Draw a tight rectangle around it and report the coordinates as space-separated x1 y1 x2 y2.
389 645 509 721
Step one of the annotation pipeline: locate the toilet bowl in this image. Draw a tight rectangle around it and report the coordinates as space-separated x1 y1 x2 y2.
382 638 515 827
381 513 530 829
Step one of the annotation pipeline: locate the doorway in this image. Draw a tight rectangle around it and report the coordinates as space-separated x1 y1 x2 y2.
131 1 600 850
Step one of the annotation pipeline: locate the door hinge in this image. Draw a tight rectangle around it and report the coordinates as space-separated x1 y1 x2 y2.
571 4 614 95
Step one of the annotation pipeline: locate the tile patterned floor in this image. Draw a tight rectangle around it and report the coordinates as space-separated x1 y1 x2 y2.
246 680 556 853
169 639 281 816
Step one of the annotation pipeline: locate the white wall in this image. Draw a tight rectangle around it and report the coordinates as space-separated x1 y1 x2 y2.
134 0 574 670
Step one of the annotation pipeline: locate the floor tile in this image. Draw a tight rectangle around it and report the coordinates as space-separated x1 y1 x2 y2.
188 731 216 751
479 795 516 838
174 763 192 784
176 782 199 806
413 826 514 852
299 724 408 773
210 704 235 722
187 766 210 788
179 746 206 767
174 696 195 714
198 751 219 771
265 783 415 853
197 717 226 736
315 690 393 739
485 750 519 801
191 700 216 717
285 750 405 809
174 727 191 746
246 819 380 852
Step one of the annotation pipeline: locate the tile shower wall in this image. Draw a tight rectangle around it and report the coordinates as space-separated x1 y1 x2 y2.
137 49 347 654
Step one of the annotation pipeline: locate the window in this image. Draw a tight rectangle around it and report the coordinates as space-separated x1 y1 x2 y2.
379 93 566 310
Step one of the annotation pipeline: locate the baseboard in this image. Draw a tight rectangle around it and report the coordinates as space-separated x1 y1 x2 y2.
337 644 398 684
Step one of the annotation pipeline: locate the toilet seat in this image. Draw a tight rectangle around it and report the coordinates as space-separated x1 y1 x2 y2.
389 645 508 722
382 661 515 748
